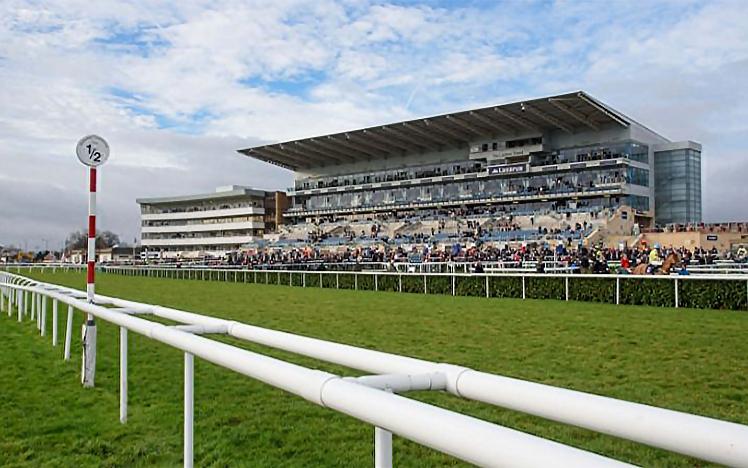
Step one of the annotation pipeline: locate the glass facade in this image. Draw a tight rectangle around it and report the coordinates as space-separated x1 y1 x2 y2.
295 140 649 191
289 140 654 220
293 166 647 213
654 148 701 225
553 141 648 164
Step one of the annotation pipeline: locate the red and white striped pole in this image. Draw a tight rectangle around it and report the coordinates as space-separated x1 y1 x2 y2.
87 167 97 301
76 135 109 388
81 166 98 386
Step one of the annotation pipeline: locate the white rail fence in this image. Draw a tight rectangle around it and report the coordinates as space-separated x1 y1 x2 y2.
5 263 748 310
4 259 748 275
2 270 748 466
103 265 748 310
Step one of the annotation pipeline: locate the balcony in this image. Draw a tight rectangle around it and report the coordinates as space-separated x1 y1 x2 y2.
141 235 260 247
285 186 628 217
141 221 265 234
141 206 265 221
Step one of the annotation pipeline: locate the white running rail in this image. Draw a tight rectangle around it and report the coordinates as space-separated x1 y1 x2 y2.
1 271 748 467
99 265 748 310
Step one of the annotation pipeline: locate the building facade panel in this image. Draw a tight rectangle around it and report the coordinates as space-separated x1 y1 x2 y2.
654 142 702 225
137 186 281 258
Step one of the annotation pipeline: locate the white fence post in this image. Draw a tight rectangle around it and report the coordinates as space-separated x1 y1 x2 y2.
522 276 526 300
565 277 569 301
616 277 620 305
41 295 47 336
52 299 58 346
64 305 74 360
18 290 23 322
674 278 679 308
120 327 128 424
375 426 393 468
184 352 194 468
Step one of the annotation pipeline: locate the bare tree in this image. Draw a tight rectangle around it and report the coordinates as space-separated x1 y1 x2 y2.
65 230 121 251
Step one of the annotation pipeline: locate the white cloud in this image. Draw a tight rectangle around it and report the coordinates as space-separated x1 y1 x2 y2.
0 0 747 249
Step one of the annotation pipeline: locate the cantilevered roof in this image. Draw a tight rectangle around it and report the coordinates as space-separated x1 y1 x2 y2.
136 186 266 205
237 91 631 171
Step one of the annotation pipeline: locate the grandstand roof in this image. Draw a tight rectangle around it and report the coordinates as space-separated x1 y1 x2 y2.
237 91 632 171
136 186 266 205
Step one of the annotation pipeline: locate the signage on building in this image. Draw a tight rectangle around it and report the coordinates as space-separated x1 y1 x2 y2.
706 234 718 241
487 163 528 175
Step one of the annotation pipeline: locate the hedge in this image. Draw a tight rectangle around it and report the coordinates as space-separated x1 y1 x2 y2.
427 276 452 295
401 275 425 294
489 276 523 298
679 279 747 310
620 278 674 307
569 277 615 304
106 269 748 311
455 276 486 297
526 277 565 300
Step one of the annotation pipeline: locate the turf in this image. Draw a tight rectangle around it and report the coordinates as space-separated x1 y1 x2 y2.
1 270 747 467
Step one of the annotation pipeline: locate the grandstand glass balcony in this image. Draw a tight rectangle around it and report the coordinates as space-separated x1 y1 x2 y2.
554 141 648 164
289 140 649 195
290 166 648 216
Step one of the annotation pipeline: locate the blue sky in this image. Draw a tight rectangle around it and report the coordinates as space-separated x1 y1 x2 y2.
1 0 747 248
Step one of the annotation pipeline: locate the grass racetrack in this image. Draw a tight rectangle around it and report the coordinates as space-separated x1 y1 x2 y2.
1 270 747 467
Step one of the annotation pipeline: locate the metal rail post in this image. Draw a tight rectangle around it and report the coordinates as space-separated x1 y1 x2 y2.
120 327 128 423
184 352 194 468
52 299 58 346
40 295 47 336
616 277 620 305
64 305 74 360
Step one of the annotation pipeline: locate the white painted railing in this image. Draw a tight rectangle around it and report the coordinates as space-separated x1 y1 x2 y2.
2 270 748 466
5 263 748 309
100 266 748 310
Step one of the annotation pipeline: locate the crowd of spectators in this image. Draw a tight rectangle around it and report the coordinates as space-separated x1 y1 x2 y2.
220 243 747 274
292 205 602 247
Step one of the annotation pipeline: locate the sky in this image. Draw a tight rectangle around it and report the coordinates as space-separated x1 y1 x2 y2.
1 0 747 250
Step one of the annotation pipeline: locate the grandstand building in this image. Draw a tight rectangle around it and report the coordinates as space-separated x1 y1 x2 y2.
237 92 701 247
136 186 288 258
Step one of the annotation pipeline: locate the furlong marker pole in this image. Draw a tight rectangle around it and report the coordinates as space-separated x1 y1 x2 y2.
75 134 109 387
82 166 98 387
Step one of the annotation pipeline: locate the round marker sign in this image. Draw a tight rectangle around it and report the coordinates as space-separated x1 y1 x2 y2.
76 135 110 167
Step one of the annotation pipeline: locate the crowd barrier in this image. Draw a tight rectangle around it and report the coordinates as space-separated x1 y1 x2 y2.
1 270 748 467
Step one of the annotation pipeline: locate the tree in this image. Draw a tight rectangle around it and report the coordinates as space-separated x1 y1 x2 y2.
65 230 121 251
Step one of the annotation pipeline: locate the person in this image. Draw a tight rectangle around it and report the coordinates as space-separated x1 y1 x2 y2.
580 251 590 274
473 262 485 273
649 246 662 267
620 254 630 271
737 246 747 262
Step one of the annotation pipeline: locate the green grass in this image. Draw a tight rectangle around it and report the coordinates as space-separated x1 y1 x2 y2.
1 270 747 467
